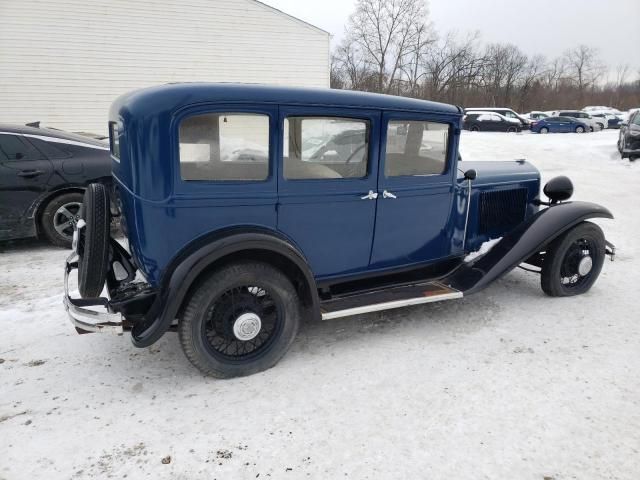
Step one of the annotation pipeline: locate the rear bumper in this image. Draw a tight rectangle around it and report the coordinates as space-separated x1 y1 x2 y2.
63 253 124 334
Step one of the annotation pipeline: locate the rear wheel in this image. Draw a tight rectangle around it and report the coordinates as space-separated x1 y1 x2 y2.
40 192 83 248
470 125 480 132
178 262 302 378
541 222 605 297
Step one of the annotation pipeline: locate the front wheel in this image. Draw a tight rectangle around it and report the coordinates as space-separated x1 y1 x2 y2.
539 127 549 134
576 126 586 133
178 262 302 378
541 222 606 297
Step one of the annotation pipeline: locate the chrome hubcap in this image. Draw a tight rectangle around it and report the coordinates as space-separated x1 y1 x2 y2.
578 256 593 276
232 313 262 341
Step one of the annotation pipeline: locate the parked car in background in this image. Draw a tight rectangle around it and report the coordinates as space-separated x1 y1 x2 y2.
463 107 531 129
589 113 609 130
552 111 600 132
62 83 614 378
463 111 522 132
0 123 112 247
531 116 589 134
523 111 549 122
618 110 640 161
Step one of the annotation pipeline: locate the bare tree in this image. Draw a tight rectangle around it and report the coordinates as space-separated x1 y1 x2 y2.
345 0 430 93
563 45 605 103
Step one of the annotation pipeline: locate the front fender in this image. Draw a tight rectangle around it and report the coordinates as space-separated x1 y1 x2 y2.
446 201 613 294
130 228 319 348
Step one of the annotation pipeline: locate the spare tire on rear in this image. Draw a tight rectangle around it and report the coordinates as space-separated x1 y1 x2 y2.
77 183 110 298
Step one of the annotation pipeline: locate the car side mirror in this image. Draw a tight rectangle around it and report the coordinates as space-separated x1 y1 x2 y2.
464 169 477 181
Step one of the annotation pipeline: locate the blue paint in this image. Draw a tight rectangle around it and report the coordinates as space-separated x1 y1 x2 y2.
109 83 540 286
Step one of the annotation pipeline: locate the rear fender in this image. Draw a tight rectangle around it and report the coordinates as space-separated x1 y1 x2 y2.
446 201 613 294
130 228 319 348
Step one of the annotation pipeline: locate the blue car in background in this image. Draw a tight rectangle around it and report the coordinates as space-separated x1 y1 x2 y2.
531 116 589 134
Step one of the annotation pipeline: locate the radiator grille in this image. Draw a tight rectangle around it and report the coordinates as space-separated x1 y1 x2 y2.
479 188 527 233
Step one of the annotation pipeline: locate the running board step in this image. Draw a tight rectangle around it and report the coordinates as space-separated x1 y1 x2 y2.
320 282 462 320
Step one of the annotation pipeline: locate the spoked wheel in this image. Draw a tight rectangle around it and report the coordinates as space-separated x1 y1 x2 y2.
203 286 282 359
541 222 606 297
179 262 301 378
540 127 549 134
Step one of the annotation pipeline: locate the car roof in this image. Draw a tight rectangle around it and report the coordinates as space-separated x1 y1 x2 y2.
111 83 462 120
0 123 108 147
464 107 513 112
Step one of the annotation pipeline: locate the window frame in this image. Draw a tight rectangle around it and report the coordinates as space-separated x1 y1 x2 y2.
282 115 372 181
382 117 453 180
171 104 279 196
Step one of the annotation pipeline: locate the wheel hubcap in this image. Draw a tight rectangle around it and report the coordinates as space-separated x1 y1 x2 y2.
232 312 262 341
53 201 82 240
578 256 593 276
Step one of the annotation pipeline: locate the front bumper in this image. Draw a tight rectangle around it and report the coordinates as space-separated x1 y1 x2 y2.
63 253 124 334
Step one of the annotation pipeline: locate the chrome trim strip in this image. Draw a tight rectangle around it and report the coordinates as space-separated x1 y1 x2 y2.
63 253 124 334
321 290 463 320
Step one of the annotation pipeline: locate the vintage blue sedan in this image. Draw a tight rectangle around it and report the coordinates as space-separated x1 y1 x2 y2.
63 84 615 378
531 116 590 134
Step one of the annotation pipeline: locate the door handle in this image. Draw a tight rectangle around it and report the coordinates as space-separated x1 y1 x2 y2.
17 170 45 178
361 190 378 200
382 190 397 199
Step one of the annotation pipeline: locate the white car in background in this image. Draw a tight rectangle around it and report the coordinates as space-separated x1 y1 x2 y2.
552 110 601 132
523 111 549 122
588 113 609 130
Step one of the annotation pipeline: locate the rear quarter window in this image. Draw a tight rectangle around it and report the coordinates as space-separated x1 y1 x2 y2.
179 112 269 181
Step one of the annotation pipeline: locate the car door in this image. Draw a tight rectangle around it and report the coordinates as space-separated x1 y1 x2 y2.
555 117 572 133
0 133 53 233
277 107 380 278
370 113 457 269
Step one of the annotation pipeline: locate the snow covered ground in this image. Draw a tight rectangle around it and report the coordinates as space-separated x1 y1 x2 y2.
1 130 638 479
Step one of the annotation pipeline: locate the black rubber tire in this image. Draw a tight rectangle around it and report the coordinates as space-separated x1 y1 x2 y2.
470 125 480 132
179 262 301 378
541 222 606 297
78 184 110 298
507 127 517 133
40 192 84 248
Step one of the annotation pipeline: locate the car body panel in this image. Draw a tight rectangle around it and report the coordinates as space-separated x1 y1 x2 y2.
0 125 111 241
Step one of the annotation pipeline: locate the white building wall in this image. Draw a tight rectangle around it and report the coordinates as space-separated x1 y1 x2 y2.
0 0 330 135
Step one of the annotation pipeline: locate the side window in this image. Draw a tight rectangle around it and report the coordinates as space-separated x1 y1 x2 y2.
477 114 492 122
283 117 369 180
0 134 43 161
503 111 516 118
26 137 70 159
632 113 640 126
179 113 269 181
385 120 449 177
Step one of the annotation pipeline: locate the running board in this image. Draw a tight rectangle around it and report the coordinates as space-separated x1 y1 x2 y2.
320 282 462 320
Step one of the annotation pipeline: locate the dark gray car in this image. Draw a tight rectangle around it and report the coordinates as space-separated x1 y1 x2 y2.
0 123 111 247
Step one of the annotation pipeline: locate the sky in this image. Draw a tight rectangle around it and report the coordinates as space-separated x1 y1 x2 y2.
261 0 640 81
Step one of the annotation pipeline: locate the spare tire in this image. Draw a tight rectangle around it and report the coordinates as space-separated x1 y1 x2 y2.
77 183 110 298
